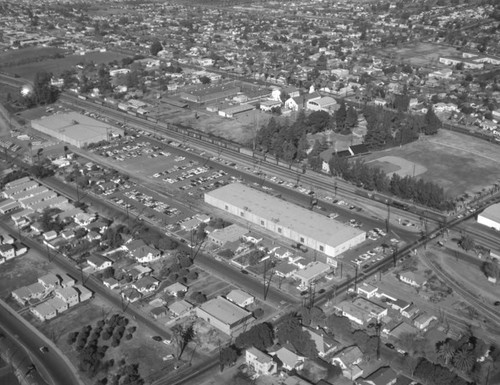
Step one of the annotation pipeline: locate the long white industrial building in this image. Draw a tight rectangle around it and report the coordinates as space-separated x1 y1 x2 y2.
205 183 366 263
478 203 500 231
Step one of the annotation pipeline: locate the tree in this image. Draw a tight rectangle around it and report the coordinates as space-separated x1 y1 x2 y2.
220 346 238 369
437 340 456 365
199 76 211 85
482 260 499 280
234 323 274 351
459 234 475 252
453 348 475 373
150 40 163 56
423 107 441 135
335 101 347 132
33 70 59 105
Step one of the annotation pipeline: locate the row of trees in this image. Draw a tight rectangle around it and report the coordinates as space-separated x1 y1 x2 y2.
327 155 454 210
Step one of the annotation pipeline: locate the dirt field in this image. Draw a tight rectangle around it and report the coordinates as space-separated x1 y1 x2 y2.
377 42 460 67
2 51 128 81
368 156 427 177
362 129 500 197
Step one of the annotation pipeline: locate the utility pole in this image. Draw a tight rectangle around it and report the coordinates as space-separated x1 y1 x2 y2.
385 200 391 233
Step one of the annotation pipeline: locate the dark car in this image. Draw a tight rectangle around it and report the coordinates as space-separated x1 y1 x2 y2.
385 343 395 349
318 289 326 294
494 301 500 306
300 290 308 296
241 270 249 275
152 336 163 342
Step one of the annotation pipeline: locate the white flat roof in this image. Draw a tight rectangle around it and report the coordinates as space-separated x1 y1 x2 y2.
199 296 251 325
32 112 122 142
480 203 500 225
293 261 330 280
206 183 364 247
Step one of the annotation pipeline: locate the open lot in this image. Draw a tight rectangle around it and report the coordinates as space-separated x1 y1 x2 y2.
0 47 65 67
2 51 128 81
377 42 459 67
362 129 500 197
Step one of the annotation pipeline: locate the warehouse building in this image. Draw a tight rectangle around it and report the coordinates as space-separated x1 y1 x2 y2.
205 183 365 263
180 84 241 104
195 296 254 336
478 203 500 231
31 112 124 148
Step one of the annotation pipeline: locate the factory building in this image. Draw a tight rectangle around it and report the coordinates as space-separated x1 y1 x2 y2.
31 112 124 148
205 183 366 264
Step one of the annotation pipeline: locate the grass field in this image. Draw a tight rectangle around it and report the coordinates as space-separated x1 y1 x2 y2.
2 51 128 81
0 47 65 67
377 42 459 67
362 129 500 197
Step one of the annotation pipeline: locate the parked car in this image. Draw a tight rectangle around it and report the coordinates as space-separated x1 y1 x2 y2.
385 343 395 349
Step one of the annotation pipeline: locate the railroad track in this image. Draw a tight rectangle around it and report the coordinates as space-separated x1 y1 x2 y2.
422 252 500 332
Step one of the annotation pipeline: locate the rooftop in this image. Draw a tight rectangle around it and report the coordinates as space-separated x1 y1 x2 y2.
293 261 330 281
198 296 252 325
480 203 500 225
206 183 364 248
31 112 122 142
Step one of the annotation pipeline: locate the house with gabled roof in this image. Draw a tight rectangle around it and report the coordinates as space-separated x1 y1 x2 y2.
246 347 278 377
302 327 338 358
332 346 364 380
38 273 60 290
357 366 397 385
226 289 254 308
132 276 159 293
54 286 79 307
87 254 112 271
131 244 162 263
270 346 305 372
398 272 427 288
164 282 188 297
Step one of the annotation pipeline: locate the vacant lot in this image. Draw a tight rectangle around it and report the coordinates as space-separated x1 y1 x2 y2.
377 42 459 67
362 130 500 197
0 47 65 68
2 51 128 81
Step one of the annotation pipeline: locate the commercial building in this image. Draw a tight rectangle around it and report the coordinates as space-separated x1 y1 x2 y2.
208 224 248 246
292 261 331 288
195 296 254 336
205 183 365 262
478 203 500 231
31 112 124 148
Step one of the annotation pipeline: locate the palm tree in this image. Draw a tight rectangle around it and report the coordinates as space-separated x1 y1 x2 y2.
28 142 33 164
437 341 455 365
453 347 475 373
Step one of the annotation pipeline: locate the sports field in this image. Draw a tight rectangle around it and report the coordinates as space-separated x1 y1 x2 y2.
363 130 500 197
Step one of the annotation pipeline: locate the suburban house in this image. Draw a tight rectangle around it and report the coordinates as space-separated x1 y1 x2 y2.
398 272 427 288
103 277 120 290
245 347 278 377
132 276 159 293
0 244 15 260
150 306 168 319
303 327 338 358
356 366 398 385
87 255 112 271
54 286 80 307
74 212 96 226
164 282 188 297
306 96 337 112
30 302 57 321
38 273 60 290
332 346 364 380
131 244 162 263
226 289 254 308
121 288 142 303
169 300 194 317
413 313 437 330
271 346 305 372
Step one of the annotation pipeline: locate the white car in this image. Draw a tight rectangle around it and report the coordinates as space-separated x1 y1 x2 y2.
162 354 174 361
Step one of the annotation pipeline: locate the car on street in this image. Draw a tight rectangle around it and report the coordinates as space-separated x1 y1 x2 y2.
152 336 163 342
241 270 249 275
385 343 395 349
162 354 174 361
39 346 49 354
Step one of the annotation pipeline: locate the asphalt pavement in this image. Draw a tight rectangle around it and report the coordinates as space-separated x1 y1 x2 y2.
0 299 82 385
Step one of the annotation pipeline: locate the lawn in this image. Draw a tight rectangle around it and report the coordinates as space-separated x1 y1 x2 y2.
377 42 459 67
362 129 500 197
0 47 65 68
2 51 129 81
